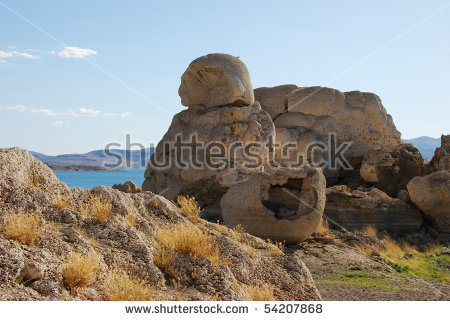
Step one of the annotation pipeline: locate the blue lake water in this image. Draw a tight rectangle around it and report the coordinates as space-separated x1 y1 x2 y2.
53 170 145 189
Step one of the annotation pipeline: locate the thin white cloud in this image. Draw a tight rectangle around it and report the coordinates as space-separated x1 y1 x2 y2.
57 46 97 59
2 104 131 119
0 50 39 59
31 108 58 117
7 105 29 112
51 120 64 126
64 107 101 117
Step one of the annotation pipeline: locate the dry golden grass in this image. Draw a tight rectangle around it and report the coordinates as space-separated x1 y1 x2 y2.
26 170 40 188
105 267 155 301
156 223 227 266
80 195 112 222
177 195 201 224
267 239 285 256
125 211 137 226
382 236 404 259
316 219 331 237
362 225 378 238
247 284 275 301
153 246 175 270
62 252 100 292
53 195 71 210
3 209 40 245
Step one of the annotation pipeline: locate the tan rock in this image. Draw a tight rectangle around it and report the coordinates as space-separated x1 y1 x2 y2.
179 53 254 109
220 166 326 244
325 186 423 234
407 170 450 233
360 144 427 197
0 148 321 301
254 84 298 119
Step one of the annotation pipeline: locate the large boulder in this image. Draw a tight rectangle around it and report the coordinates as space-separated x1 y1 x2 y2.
360 144 428 197
179 53 254 109
143 54 274 220
220 166 326 244
143 102 274 203
324 186 423 234
254 86 401 182
407 170 450 234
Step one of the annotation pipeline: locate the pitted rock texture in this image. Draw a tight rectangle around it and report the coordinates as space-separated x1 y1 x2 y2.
0 148 321 300
179 53 254 109
360 144 428 197
254 85 402 179
220 166 326 244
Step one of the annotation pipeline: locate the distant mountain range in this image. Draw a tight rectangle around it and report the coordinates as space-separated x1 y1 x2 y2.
28 136 441 170
30 148 154 170
402 136 440 161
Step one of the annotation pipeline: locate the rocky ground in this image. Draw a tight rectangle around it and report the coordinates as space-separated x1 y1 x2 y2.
294 233 449 300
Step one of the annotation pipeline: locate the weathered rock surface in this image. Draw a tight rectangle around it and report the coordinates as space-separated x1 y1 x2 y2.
144 54 275 219
324 186 423 234
143 102 274 203
179 53 254 109
407 170 450 234
112 180 142 193
360 144 428 197
221 166 326 244
0 148 320 300
254 85 402 180
428 135 450 172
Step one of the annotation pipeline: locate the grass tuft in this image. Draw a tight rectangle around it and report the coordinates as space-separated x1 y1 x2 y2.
3 209 40 245
316 219 331 237
176 195 201 224
27 170 40 188
156 223 227 266
105 266 155 301
53 195 71 210
362 225 378 238
247 284 275 301
80 195 112 222
62 252 100 293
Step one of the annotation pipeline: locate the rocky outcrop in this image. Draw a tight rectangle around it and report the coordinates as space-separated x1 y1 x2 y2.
324 186 423 234
407 171 450 234
221 166 326 244
143 53 276 219
112 180 142 193
0 148 321 300
360 144 428 197
179 53 254 109
428 135 450 172
254 85 401 182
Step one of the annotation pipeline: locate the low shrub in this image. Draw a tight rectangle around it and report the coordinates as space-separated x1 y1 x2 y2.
3 209 40 245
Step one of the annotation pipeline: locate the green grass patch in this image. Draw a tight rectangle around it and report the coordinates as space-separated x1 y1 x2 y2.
349 265 364 271
315 272 397 291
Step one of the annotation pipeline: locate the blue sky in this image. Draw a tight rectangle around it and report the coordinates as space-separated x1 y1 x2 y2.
0 0 449 155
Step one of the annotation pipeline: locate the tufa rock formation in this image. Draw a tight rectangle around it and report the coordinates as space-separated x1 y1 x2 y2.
359 143 428 197
143 54 274 214
221 167 326 244
254 85 402 182
0 148 321 300
428 135 450 172
407 170 450 236
324 186 423 234
178 53 254 109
